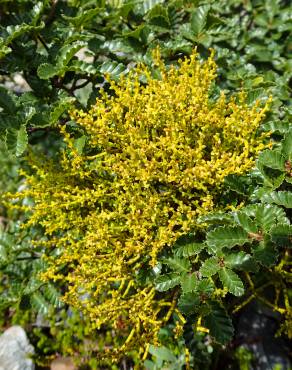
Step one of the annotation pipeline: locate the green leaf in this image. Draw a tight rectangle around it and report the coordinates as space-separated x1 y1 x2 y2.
257 161 285 189
200 257 220 277
155 273 180 292
74 136 87 155
30 293 50 315
203 301 234 344
148 345 176 362
261 191 292 208
206 226 249 252
15 125 28 157
37 63 58 80
140 0 164 14
147 4 169 24
50 97 76 124
62 7 101 27
191 5 210 36
174 242 205 257
218 268 244 296
253 240 278 266
234 212 258 233
0 87 16 114
57 41 87 69
178 292 200 316
100 61 127 80
162 257 191 273
0 244 8 264
180 273 197 293
224 252 253 270
5 22 45 45
43 284 63 308
270 225 292 247
255 204 287 231
282 131 292 160
198 212 234 224
196 279 214 295
258 149 285 170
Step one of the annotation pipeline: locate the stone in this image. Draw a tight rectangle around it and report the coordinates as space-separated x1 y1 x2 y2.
0 326 34 370
50 357 76 370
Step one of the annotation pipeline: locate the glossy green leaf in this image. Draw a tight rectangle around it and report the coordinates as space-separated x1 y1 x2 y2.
258 149 285 170
155 273 180 292
180 273 197 293
174 242 205 258
37 63 58 80
200 257 220 277
261 191 292 208
148 345 176 362
206 226 249 252
203 301 234 344
191 6 210 36
218 268 244 296
162 257 191 273
178 292 200 316
270 225 292 247
282 131 292 160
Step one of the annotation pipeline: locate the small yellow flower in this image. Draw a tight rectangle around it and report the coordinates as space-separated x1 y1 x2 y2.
9 48 271 361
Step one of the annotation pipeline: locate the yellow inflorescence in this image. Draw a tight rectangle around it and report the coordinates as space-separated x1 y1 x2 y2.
12 49 271 361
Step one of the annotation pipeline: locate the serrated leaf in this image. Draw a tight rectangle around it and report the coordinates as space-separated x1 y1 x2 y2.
0 87 16 114
218 268 244 296
200 257 220 277
148 345 176 362
253 240 278 266
30 293 50 315
162 257 191 273
100 61 127 79
155 273 180 292
174 242 205 257
282 131 292 160
258 149 285 170
139 0 164 14
198 212 234 224
234 212 258 233
224 174 250 195
5 22 45 45
178 292 200 316
23 278 43 295
62 7 100 27
191 5 210 36
50 97 75 124
37 63 58 80
68 60 97 75
57 41 87 69
261 191 292 208
16 125 28 156
43 284 63 308
206 226 249 252
224 252 253 270
255 204 287 231
203 301 234 344
180 273 197 293
256 161 285 189
270 225 292 247
196 279 214 295
147 4 169 24
0 244 8 264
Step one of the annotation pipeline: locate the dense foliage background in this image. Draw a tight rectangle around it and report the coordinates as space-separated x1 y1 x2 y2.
0 0 291 369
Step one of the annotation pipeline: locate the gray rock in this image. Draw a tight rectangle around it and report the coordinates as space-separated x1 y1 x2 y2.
0 326 34 370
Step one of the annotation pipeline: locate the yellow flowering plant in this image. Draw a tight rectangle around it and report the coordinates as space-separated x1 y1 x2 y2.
9 48 272 363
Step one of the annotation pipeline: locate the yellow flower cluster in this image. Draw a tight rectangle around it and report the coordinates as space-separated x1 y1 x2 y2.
13 49 271 361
